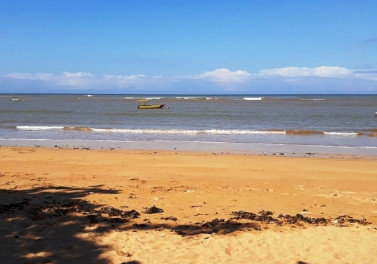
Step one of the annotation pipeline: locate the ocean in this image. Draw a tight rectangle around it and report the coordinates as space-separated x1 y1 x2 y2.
1 94 377 156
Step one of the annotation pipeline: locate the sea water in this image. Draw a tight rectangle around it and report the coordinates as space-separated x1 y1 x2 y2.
1 94 376 155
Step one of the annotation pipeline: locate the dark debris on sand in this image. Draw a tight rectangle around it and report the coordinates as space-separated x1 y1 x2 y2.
161 216 178 221
0 199 140 224
143 205 164 214
232 210 370 227
175 218 259 236
232 210 276 223
333 215 371 226
0 200 372 236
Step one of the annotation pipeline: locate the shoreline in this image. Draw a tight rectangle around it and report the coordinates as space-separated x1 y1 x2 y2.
1 146 376 263
1 138 377 158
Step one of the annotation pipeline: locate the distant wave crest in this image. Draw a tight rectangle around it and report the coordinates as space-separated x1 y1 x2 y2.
243 97 263 101
300 98 325 101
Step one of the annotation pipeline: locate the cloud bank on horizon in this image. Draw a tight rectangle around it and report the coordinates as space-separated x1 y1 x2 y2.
1 1 376 94
2 66 377 94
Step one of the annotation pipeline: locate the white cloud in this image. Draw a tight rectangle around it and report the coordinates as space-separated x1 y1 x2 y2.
197 66 359 83
353 70 377 81
104 74 146 80
4 72 153 88
200 68 252 82
3 66 377 93
313 66 352 77
5 72 54 81
259 66 352 78
62 72 93 78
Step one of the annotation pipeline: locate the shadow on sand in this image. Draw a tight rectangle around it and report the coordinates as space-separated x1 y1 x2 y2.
1 185 370 263
0 186 122 263
0 185 259 263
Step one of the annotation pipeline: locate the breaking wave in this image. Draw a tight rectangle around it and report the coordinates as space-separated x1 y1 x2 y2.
15 126 377 137
17 126 65 131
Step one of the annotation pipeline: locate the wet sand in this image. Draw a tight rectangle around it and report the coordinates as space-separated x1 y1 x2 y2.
0 146 376 263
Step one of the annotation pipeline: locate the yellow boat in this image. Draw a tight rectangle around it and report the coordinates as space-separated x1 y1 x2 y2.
137 99 165 109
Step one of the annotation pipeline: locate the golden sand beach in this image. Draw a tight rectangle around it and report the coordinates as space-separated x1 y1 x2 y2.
0 146 376 263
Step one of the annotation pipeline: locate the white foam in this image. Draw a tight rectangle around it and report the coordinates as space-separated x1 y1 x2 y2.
243 97 263 101
324 132 358 136
204 129 286 135
16 126 64 131
91 128 286 135
143 97 163 100
92 128 200 134
14 126 366 138
175 97 200 100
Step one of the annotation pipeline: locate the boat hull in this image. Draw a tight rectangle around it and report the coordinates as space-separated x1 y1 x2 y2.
138 104 165 109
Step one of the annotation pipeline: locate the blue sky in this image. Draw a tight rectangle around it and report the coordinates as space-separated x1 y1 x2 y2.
0 0 376 94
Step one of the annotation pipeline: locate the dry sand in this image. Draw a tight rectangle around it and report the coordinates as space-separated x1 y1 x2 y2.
0 146 376 264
